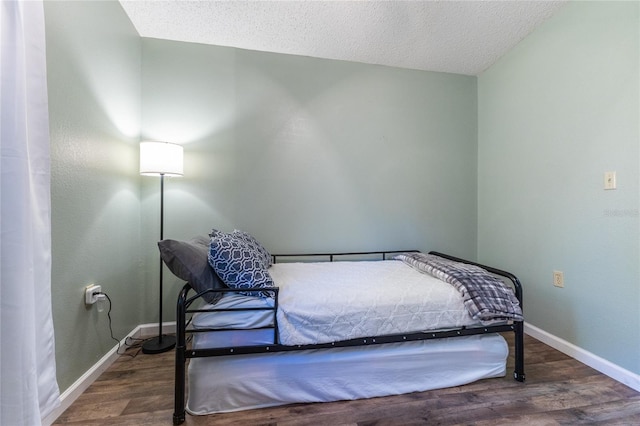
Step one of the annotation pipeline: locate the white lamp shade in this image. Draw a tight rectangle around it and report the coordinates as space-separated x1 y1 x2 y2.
140 141 184 176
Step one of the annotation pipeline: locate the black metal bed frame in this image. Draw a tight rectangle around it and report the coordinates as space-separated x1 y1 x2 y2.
173 250 525 425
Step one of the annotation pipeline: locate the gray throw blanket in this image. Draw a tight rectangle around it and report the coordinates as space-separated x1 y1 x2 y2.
395 252 523 324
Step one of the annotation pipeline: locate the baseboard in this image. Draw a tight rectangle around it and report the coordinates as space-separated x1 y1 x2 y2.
137 321 177 338
42 321 177 426
524 322 640 392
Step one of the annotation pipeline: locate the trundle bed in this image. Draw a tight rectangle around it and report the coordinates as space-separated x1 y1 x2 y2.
159 233 525 425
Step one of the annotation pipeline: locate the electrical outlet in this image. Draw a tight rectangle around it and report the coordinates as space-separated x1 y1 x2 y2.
85 284 101 304
553 271 564 288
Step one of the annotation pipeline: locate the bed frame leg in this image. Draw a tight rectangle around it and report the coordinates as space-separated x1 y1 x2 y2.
173 344 186 424
513 321 525 382
173 285 188 425
173 352 186 426
173 342 186 424
173 411 185 426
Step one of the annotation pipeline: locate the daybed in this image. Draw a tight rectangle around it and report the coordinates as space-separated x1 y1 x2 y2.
159 232 525 425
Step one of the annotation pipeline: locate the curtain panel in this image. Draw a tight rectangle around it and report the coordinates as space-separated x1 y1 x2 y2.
1 0 61 424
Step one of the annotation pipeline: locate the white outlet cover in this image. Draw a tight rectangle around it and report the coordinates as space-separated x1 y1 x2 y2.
553 271 564 288
85 284 101 304
604 171 617 190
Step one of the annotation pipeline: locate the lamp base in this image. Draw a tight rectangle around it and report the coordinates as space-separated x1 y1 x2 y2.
142 335 176 354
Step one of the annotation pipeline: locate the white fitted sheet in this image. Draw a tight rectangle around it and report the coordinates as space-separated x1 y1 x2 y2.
192 293 275 348
193 293 274 330
187 333 508 415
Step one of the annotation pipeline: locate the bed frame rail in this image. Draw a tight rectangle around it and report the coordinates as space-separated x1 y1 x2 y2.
173 250 525 425
271 249 417 263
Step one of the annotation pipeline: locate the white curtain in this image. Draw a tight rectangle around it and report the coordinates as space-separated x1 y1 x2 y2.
1 1 61 425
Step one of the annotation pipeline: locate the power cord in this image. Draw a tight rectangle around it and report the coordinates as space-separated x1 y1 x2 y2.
94 291 143 358
94 291 182 357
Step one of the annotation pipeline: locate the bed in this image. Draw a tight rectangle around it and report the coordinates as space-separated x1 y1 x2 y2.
159 232 525 425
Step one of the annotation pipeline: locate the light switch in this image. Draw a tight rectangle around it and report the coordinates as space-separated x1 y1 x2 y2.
604 171 616 190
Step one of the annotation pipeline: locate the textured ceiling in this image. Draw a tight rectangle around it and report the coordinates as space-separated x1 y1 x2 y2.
120 0 567 76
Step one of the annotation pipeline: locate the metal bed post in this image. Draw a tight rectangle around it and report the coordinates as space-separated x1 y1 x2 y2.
173 284 189 425
505 270 525 382
429 251 525 383
513 319 526 382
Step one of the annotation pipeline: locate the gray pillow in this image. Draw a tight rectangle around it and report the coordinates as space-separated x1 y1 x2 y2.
158 236 226 304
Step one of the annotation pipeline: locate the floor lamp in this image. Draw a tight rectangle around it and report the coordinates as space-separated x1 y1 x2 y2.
140 141 184 354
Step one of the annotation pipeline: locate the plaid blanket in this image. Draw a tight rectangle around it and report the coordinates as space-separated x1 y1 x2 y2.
395 252 523 324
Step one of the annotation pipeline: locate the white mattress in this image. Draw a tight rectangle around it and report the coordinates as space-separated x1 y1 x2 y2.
187 333 508 415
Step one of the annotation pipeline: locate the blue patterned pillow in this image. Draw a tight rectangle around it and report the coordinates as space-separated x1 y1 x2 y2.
232 229 272 268
208 234 274 298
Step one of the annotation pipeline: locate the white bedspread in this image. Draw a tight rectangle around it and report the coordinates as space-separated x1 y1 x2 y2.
270 260 478 346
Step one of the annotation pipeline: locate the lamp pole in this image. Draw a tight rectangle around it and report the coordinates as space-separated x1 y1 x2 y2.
139 141 182 354
142 173 176 354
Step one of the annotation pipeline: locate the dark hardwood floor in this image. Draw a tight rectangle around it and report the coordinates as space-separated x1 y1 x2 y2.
54 333 640 425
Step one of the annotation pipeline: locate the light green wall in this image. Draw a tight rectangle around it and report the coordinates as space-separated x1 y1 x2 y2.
478 1 640 374
233 50 477 254
141 39 479 319
45 0 143 391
